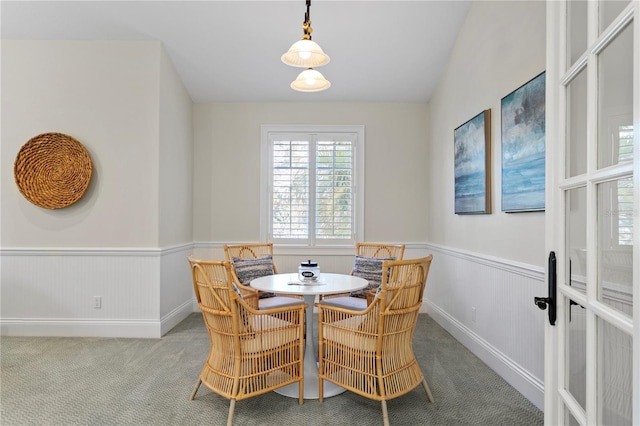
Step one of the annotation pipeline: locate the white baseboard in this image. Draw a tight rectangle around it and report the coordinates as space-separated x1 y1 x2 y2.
160 299 195 336
0 318 161 338
3 299 203 338
425 300 544 410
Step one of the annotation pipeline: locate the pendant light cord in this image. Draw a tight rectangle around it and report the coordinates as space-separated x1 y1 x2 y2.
303 0 312 40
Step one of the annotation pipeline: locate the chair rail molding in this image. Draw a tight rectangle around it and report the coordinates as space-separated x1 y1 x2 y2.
0 242 193 256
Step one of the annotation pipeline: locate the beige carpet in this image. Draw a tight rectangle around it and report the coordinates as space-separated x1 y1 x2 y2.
1 313 543 426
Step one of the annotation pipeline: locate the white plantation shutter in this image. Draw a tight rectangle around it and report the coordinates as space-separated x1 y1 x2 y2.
272 139 309 239
262 126 363 247
315 139 353 240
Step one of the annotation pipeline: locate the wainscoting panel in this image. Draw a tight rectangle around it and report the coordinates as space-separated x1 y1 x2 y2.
422 243 546 409
160 244 196 335
0 246 194 338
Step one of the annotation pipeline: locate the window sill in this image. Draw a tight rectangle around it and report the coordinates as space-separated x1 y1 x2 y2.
272 245 355 256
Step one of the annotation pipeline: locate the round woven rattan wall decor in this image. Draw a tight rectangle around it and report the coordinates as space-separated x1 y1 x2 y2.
14 132 93 209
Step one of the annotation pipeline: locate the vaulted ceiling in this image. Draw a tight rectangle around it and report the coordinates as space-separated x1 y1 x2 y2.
2 1 471 103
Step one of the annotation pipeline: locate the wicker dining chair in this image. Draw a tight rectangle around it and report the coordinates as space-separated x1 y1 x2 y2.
188 257 306 426
320 243 406 308
316 256 434 426
224 243 302 309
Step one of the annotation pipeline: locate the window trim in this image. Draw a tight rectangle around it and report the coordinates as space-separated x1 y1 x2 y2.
260 124 365 247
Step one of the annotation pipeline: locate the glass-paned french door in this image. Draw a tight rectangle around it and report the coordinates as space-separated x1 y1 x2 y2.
546 1 638 425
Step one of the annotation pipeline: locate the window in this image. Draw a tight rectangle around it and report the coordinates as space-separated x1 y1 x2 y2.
261 125 364 247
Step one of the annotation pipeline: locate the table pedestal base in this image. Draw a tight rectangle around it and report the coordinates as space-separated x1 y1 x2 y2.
274 294 347 399
249 276 368 400
273 362 346 399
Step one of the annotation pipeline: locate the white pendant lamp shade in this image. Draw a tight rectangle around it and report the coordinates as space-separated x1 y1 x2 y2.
281 39 330 68
290 68 331 92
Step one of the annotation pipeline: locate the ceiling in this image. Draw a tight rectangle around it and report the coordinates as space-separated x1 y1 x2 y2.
1 1 471 103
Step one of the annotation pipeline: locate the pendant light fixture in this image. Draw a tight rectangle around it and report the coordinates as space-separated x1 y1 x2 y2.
282 0 331 92
291 68 331 92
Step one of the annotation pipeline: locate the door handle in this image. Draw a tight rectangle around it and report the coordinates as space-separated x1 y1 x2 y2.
534 251 556 326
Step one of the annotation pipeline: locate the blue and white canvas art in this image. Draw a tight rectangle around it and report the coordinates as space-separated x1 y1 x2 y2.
454 110 491 214
501 72 546 212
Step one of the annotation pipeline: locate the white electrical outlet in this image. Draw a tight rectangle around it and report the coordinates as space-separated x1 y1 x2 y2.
93 296 102 309
471 306 477 322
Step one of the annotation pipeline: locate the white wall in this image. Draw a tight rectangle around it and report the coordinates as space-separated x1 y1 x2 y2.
157 50 193 326
427 1 546 264
1 41 160 247
193 102 430 244
1 41 194 337
158 48 195 326
159 48 193 248
425 1 547 409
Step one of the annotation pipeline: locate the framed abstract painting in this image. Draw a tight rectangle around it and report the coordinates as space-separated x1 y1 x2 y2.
454 109 491 214
501 72 546 212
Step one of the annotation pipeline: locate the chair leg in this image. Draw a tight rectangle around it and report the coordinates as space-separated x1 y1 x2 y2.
189 379 202 400
421 377 434 403
227 399 236 426
299 378 304 405
381 400 390 426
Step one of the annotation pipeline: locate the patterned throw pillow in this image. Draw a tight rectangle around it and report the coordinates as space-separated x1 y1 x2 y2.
375 284 382 298
229 283 253 332
231 283 244 300
231 255 276 298
351 255 395 298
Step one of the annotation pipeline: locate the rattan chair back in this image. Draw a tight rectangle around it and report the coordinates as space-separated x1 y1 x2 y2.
224 243 279 274
188 257 306 425
222 243 281 307
321 243 406 304
355 243 406 261
223 243 304 307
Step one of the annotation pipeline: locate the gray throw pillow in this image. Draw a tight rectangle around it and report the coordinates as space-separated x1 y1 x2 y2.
231 255 276 298
351 255 395 298
231 283 244 300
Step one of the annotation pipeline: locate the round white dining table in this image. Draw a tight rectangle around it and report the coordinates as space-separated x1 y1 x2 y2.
250 272 368 399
